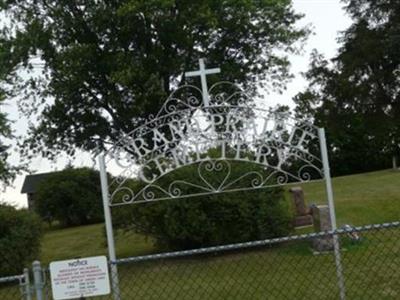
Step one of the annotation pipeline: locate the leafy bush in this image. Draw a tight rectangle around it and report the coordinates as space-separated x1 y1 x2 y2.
113 158 293 250
0 204 42 276
35 167 104 227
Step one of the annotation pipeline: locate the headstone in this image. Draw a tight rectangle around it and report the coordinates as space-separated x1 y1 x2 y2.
294 215 314 227
311 205 334 252
289 187 313 227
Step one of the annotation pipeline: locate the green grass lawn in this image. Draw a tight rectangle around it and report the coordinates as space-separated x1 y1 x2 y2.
111 228 400 300
299 169 400 226
40 169 400 264
2 169 399 299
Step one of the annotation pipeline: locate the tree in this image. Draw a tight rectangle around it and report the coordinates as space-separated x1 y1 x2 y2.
0 204 42 276
294 0 400 175
1 42 24 187
35 167 104 227
0 95 17 186
113 148 293 250
0 0 308 158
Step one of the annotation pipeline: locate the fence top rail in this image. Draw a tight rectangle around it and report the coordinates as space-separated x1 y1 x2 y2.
113 221 400 265
0 274 24 284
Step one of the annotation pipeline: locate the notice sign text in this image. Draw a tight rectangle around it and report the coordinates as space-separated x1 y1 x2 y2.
49 256 110 300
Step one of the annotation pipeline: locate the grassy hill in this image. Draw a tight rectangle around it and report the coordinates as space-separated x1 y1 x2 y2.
1 169 399 299
40 169 400 264
301 169 400 225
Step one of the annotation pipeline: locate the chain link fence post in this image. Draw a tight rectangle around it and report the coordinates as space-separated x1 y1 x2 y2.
21 268 32 300
32 261 44 300
332 234 346 300
318 128 346 300
110 261 121 300
99 154 121 300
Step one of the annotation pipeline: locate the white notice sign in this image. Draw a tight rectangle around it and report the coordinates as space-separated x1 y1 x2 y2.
49 256 110 300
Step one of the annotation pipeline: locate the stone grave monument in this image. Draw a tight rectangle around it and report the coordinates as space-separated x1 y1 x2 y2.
311 204 334 252
289 187 313 227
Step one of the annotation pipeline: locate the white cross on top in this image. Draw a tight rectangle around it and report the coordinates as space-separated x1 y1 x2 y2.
185 58 221 107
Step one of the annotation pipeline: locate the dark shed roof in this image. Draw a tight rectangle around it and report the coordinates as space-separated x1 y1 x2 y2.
21 172 57 194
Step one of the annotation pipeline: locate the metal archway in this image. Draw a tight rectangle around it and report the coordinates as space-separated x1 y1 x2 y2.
98 74 344 299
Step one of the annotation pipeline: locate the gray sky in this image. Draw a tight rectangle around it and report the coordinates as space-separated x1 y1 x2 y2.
1 0 352 207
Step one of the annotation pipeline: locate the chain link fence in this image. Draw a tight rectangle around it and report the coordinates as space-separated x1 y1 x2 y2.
2 222 399 299
0 272 29 300
110 222 400 300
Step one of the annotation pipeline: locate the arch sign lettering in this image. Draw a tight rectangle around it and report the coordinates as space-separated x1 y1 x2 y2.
98 59 340 299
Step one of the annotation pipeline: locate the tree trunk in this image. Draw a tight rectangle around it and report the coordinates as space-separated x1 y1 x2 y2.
393 155 398 170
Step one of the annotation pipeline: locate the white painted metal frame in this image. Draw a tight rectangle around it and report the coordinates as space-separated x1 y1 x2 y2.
319 128 346 300
99 155 121 300
98 60 345 299
104 83 324 206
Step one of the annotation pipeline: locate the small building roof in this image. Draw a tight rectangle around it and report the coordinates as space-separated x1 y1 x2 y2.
21 172 58 194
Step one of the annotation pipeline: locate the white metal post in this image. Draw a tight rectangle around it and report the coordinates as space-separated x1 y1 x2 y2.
32 261 43 300
318 128 346 300
99 154 121 300
22 268 32 300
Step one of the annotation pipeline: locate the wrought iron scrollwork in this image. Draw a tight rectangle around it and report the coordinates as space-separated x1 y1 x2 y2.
104 82 323 206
